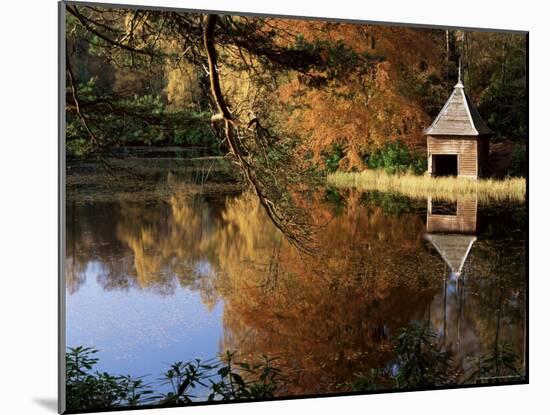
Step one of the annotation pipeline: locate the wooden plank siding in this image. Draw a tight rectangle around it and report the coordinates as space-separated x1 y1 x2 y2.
427 135 478 178
426 198 478 234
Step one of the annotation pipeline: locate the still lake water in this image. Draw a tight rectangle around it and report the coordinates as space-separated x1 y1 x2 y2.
66 151 526 396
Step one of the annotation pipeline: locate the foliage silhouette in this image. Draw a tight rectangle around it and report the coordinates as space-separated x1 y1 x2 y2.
66 347 286 411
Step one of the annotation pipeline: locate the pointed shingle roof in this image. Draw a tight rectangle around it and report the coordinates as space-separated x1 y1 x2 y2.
424 81 493 136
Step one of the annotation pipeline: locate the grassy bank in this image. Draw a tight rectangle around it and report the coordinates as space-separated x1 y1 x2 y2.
327 170 526 202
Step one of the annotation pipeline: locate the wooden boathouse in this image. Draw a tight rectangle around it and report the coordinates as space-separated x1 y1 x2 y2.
424 76 492 179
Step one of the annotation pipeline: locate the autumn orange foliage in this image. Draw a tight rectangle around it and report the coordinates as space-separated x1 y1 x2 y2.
267 22 442 170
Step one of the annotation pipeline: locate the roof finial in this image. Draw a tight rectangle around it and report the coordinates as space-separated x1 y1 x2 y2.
456 57 464 88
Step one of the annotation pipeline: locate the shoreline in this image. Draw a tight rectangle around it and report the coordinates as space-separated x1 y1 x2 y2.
327 170 526 202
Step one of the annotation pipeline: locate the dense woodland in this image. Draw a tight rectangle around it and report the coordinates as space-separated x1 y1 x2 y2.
66 5 527 173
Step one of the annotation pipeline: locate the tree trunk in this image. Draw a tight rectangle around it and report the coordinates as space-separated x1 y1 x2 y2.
202 14 313 252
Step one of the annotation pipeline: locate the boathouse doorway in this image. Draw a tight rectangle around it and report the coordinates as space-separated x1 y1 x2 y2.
432 154 458 177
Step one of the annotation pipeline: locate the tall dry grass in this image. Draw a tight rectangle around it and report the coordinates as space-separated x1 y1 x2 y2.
327 170 526 202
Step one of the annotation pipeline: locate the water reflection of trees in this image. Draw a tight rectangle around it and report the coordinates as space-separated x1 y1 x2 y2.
215 191 444 394
66 202 129 294
214 191 525 392
423 197 526 382
66 194 223 307
66 187 526 393
114 194 223 309
449 239 526 381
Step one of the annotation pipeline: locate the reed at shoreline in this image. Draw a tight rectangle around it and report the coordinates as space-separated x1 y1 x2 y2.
327 170 526 202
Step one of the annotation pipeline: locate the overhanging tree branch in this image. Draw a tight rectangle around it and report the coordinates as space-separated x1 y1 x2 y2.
67 5 157 57
203 14 315 252
66 50 102 151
